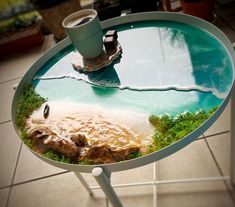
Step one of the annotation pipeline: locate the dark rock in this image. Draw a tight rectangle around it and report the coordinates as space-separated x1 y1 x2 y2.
103 36 117 51
105 30 118 39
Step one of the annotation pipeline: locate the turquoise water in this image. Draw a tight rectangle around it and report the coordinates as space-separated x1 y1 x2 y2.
33 20 233 116
33 78 222 116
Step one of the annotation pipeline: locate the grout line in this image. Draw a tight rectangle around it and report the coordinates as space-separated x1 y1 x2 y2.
3 171 70 189
10 143 23 185
203 130 230 138
0 120 11 125
0 186 10 190
5 142 22 207
204 138 225 176
195 136 204 141
0 185 11 190
0 134 216 190
5 186 11 207
204 138 235 205
0 170 70 190
0 77 22 85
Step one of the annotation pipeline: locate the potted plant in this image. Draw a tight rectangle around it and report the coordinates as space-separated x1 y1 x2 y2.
0 0 44 57
181 0 215 22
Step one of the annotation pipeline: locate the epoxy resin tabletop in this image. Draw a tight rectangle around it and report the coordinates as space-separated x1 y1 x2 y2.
12 13 235 172
33 20 233 116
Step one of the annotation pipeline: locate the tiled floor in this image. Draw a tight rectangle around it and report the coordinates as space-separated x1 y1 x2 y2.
1 4 235 207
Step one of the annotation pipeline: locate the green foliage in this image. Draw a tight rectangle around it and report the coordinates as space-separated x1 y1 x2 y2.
148 108 218 152
43 151 73 163
0 0 23 11
16 83 46 151
0 11 39 33
21 129 33 148
16 83 46 130
79 159 94 165
129 151 142 159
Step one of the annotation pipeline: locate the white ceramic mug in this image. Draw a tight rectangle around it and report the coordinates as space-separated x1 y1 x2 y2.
62 9 103 59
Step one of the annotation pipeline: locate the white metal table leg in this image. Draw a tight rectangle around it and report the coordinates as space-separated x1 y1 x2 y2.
92 167 123 207
153 162 157 207
74 171 93 196
231 88 235 187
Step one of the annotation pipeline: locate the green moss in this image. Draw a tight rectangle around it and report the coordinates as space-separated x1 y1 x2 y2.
16 83 46 130
21 129 33 149
16 83 46 149
79 159 94 165
43 150 74 163
148 107 218 152
128 151 142 159
15 83 219 164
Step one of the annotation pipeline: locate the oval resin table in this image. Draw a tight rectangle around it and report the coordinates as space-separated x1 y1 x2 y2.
12 12 235 207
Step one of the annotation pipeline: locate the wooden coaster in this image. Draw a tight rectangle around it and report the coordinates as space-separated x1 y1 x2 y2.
71 42 122 72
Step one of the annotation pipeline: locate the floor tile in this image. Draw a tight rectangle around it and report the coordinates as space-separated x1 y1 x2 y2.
13 145 66 184
110 139 229 206
158 190 234 207
157 139 225 193
230 189 235 204
0 34 55 84
79 163 155 188
0 55 20 82
156 138 234 206
119 194 153 207
79 173 97 187
0 187 10 207
0 42 47 83
0 122 21 188
204 101 231 137
79 164 155 206
112 163 154 184
44 34 56 51
206 133 235 197
108 168 154 207
0 78 21 123
9 172 106 207
110 163 154 196
109 186 153 207
206 133 230 176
